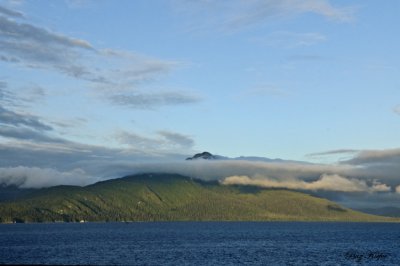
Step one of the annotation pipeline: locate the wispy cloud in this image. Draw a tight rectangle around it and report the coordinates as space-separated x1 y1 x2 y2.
0 81 14 105
226 0 353 28
109 91 201 109
116 131 163 151
97 49 178 88
0 5 197 110
0 16 93 49
116 130 195 152
0 81 46 107
21 85 46 102
0 4 24 18
307 149 359 157
0 14 99 81
50 117 88 130
176 0 354 32
0 125 61 143
0 104 91 147
0 105 52 131
158 130 194 148
252 32 327 50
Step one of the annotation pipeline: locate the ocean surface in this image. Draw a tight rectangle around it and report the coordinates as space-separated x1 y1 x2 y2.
0 222 399 265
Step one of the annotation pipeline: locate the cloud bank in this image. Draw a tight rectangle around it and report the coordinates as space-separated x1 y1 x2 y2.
1 147 400 191
221 174 390 193
1 146 400 210
0 166 93 188
96 159 397 194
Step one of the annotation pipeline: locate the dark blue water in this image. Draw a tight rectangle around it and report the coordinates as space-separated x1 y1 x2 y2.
0 222 399 265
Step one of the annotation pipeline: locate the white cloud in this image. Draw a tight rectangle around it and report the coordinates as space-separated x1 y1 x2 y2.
0 166 95 188
371 180 391 192
221 174 372 192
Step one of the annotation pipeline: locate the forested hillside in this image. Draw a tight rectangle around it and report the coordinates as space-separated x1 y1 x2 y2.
0 174 394 223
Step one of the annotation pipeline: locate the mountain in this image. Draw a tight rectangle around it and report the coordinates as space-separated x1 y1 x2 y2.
185 151 223 160
0 173 395 223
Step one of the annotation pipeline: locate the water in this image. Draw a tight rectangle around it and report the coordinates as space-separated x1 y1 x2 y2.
0 222 399 265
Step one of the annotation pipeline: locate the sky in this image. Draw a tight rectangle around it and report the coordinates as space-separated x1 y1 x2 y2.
1 0 400 208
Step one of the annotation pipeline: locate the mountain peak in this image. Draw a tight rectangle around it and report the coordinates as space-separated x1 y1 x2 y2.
186 151 217 160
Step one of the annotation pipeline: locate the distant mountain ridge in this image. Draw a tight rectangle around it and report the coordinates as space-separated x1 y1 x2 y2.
185 151 309 164
0 173 394 223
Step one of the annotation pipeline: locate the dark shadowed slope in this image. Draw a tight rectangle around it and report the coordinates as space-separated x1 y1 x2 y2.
357 207 400 218
0 173 395 223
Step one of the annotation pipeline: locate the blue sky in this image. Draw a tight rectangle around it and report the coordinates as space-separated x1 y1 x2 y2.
1 0 399 160
1 0 400 207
